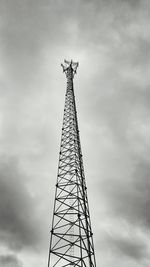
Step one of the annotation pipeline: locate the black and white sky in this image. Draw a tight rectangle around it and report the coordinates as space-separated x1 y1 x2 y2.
0 0 150 266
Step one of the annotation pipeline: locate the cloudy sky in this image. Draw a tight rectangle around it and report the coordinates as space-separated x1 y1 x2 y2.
0 0 150 266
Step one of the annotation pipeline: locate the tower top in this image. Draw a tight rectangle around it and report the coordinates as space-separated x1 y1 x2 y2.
61 59 79 78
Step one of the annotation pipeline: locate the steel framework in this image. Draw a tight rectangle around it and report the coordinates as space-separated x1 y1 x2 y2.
47 60 96 267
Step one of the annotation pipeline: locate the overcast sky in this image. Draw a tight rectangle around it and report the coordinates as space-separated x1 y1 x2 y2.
0 0 150 266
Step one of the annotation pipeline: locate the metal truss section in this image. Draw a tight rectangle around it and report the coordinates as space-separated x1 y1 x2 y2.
47 60 97 267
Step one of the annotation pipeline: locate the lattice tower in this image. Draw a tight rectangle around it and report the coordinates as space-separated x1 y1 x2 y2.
47 60 97 267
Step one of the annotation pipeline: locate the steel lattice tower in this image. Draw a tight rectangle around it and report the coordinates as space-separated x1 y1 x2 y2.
47 60 97 267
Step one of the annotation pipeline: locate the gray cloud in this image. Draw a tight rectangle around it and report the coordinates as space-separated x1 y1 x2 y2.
0 254 22 267
0 0 71 91
101 160 150 231
0 157 41 251
104 234 148 261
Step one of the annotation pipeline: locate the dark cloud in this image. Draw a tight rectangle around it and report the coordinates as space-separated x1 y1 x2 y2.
0 157 41 251
102 160 150 230
0 254 22 267
104 234 148 261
